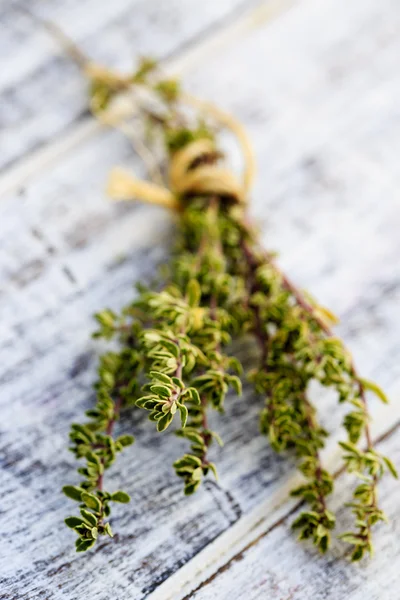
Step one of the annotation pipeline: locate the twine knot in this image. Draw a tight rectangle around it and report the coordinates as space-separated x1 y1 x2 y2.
107 137 247 211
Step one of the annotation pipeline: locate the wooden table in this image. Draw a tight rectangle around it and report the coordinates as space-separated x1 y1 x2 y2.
1 1 399 598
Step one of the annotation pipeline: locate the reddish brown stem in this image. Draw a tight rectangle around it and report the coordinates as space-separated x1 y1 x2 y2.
302 396 328 514
200 395 212 466
97 396 123 491
242 236 330 514
241 226 378 522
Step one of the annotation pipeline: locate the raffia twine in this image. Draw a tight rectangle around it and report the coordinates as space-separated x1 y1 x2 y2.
38 18 256 211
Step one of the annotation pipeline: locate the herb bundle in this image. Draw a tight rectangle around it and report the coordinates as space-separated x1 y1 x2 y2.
60 47 396 560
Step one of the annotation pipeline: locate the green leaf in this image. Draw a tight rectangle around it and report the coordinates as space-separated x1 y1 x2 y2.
157 412 173 432
186 279 201 307
143 331 162 343
174 454 202 468
81 492 102 512
383 456 398 478
80 509 98 527
351 546 364 561
62 485 85 502
150 384 172 398
360 379 388 404
184 479 201 495
338 441 361 455
111 491 131 503
339 533 363 546
192 467 203 481
208 462 218 480
161 340 179 358
86 452 101 466
116 434 135 447
65 516 85 529
136 395 157 409
209 430 224 447
102 371 115 389
291 513 308 530
318 533 330 554
172 377 184 388
76 538 96 552
155 78 180 103
229 375 242 396
188 387 201 404
150 371 173 385
180 429 203 444
104 523 113 537
178 404 188 428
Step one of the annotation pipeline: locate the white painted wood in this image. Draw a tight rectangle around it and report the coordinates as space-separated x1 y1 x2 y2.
0 0 281 199
1 0 400 598
0 0 259 172
183 431 400 600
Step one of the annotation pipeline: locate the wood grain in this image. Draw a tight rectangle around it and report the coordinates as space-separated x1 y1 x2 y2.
0 0 259 173
1 0 399 598
184 432 400 600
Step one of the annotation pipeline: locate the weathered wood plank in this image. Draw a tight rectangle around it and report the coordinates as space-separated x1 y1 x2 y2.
0 0 260 172
1 0 400 598
147 412 400 600
184 431 400 600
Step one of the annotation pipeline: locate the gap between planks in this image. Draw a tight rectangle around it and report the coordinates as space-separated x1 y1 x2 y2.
146 395 400 600
0 0 296 199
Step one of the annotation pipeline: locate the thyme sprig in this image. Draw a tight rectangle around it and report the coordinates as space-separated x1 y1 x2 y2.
237 229 396 556
56 41 397 558
63 349 138 551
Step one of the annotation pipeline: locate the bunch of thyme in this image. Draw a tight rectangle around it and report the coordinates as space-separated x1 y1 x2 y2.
60 48 396 559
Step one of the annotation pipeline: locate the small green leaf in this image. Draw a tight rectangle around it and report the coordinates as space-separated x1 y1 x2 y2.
186 279 201 307
189 387 201 404
208 462 218 480
229 375 242 396
116 434 135 447
180 429 203 444
86 452 101 466
383 456 398 478
172 377 184 388
351 545 364 561
178 404 188 428
81 492 102 512
161 340 179 358
184 479 201 495
62 485 85 502
65 516 85 529
150 371 173 385
80 509 98 527
192 467 203 481
143 331 162 343
157 412 173 432
136 395 156 409
76 538 96 552
338 441 361 455
209 430 224 447
111 491 131 503
360 379 388 404
318 533 330 554
150 384 171 398
339 533 363 546
174 454 202 468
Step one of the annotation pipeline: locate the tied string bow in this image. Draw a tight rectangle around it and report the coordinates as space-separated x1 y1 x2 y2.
107 137 249 211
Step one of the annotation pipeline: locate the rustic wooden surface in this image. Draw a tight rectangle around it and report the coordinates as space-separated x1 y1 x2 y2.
1 0 399 598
